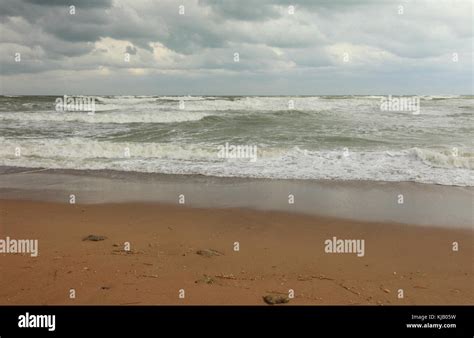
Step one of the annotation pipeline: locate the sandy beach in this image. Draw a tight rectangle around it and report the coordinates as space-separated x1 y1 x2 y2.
0 194 472 305
1 2 473 335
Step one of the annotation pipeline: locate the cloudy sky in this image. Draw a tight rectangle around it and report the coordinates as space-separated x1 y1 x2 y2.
0 0 472 95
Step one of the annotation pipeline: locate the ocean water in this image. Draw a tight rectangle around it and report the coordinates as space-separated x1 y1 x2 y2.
0 95 472 186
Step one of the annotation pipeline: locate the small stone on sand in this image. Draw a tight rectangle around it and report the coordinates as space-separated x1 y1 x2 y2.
83 235 107 241
263 295 290 305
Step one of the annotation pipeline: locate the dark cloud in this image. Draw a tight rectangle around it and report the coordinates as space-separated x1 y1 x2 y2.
0 0 471 94
199 0 281 21
24 0 112 8
125 45 137 55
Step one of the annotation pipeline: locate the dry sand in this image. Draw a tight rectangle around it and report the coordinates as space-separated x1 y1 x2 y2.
0 199 472 305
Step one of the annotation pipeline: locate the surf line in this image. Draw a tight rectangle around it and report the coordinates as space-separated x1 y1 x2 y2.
16 168 51 175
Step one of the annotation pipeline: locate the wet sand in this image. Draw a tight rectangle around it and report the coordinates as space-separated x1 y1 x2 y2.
0 167 472 228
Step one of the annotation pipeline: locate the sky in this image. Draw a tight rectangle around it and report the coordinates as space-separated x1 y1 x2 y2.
0 0 472 95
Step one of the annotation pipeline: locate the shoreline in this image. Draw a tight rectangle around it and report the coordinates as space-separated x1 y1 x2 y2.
3 164 474 187
0 199 472 305
0 166 472 228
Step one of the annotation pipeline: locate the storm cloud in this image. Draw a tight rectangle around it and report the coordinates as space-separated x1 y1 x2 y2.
0 0 471 95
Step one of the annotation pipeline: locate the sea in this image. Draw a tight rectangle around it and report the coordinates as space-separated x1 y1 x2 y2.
0 95 472 186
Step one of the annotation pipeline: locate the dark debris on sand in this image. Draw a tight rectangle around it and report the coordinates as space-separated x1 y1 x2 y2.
196 249 224 258
263 295 290 305
82 235 107 241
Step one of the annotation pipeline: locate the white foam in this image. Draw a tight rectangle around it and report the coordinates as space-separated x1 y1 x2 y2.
420 95 462 100
1 138 472 186
0 111 211 124
411 148 472 170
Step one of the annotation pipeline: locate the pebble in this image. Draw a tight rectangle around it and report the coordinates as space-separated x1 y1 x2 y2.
263 295 290 305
